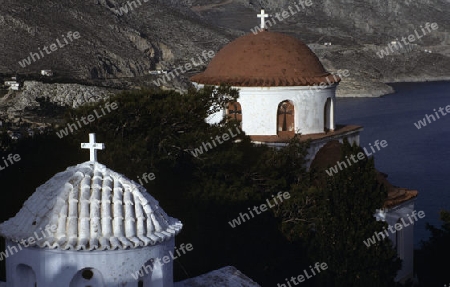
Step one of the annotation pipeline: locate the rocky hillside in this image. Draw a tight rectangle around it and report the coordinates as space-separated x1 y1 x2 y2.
0 0 449 99
189 0 450 96
0 0 231 81
0 81 118 120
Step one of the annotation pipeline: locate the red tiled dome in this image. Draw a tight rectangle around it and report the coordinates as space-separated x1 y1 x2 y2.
191 31 339 87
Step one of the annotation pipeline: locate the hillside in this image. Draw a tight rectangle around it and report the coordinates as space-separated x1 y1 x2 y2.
0 0 231 82
189 0 450 96
0 0 449 97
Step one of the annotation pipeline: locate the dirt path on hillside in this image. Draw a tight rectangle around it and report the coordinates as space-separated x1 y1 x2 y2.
191 0 234 12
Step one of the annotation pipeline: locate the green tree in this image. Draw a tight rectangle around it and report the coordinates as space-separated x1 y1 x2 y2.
60 86 309 285
277 139 401 287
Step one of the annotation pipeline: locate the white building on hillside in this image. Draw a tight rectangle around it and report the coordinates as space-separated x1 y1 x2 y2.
41 70 53 77
3 80 20 91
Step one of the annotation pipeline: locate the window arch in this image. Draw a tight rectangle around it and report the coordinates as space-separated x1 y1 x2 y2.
277 100 295 136
16 264 36 287
226 101 242 123
69 267 105 287
396 218 405 260
136 259 161 287
324 98 333 132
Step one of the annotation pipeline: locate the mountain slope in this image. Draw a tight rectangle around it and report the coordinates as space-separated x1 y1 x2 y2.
0 0 231 80
0 0 449 96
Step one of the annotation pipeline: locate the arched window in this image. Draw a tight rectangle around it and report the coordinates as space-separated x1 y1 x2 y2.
226 102 242 123
277 101 295 136
69 267 105 287
16 264 36 287
137 259 162 287
324 98 332 132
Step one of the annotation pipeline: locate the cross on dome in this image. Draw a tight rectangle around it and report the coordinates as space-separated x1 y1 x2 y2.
257 9 270 29
81 133 105 162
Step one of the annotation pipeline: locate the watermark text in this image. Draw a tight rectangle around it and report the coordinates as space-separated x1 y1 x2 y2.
228 192 290 228
131 243 193 279
56 102 118 139
277 262 328 286
363 210 425 247
18 31 81 68
414 104 450 129
325 140 388 176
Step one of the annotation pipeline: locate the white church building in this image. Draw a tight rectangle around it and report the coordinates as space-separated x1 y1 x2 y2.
191 10 418 283
0 134 183 287
190 20 362 167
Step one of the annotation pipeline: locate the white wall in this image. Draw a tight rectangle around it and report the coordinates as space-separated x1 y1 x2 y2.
5 239 175 287
375 200 415 282
202 85 337 136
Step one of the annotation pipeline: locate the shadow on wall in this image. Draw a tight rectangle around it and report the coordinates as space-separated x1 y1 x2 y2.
0 238 4 282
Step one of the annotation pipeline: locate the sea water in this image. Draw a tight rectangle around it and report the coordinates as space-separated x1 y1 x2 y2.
336 81 450 247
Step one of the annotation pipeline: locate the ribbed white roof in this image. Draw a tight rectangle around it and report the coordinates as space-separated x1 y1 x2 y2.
0 162 182 251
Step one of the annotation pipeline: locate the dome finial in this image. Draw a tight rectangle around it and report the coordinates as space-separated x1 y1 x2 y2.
257 9 270 30
81 133 105 162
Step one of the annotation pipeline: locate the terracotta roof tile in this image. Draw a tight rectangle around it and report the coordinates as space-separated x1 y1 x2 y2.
191 31 339 87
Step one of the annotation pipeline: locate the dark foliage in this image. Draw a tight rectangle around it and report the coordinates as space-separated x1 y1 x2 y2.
32 97 69 117
415 210 450 286
0 88 403 286
276 139 401 287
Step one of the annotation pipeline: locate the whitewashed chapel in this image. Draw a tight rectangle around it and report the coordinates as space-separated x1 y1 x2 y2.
0 134 183 287
0 134 259 287
191 10 418 283
191 11 361 167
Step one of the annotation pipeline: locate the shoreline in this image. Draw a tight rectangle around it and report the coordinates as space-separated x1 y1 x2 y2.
337 77 450 98
384 76 450 84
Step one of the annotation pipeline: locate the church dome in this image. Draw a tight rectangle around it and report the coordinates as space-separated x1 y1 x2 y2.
191 31 339 87
0 162 182 251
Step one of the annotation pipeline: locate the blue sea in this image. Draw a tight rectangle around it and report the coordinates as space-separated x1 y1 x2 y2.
335 81 450 247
